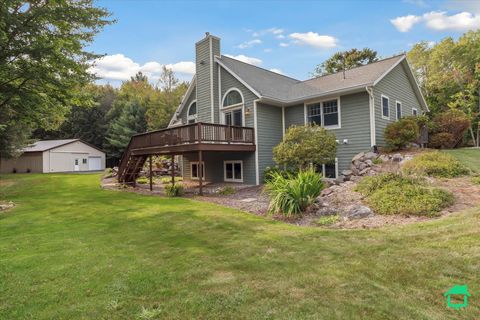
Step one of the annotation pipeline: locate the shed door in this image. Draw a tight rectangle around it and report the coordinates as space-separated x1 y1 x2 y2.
88 157 102 171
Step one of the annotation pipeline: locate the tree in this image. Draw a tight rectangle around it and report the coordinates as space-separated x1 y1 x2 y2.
147 67 188 130
313 48 378 76
273 125 337 170
0 0 113 157
105 100 147 160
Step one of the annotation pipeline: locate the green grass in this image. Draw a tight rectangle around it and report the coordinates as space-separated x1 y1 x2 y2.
1 174 480 319
444 148 480 173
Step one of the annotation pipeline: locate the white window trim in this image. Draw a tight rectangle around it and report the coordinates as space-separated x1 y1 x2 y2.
187 100 197 124
395 100 402 121
304 97 341 130
322 158 338 180
223 160 243 182
412 107 418 116
221 88 245 125
190 161 205 180
381 94 390 120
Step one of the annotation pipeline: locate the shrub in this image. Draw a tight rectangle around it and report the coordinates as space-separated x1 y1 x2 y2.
401 151 469 178
218 186 236 195
429 133 456 149
315 214 340 226
265 168 324 217
356 173 453 216
160 176 183 184
273 125 337 170
136 176 149 184
384 117 419 150
263 166 297 183
165 183 184 197
429 109 470 148
372 158 383 165
103 168 114 178
471 176 480 185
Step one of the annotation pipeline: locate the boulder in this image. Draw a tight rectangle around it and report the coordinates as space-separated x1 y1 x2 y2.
320 188 334 197
359 168 370 175
342 205 373 219
392 153 403 162
358 162 367 171
341 170 353 176
335 175 346 184
379 154 390 162
352 152 365 163
364 159 373 167
364 152 377 160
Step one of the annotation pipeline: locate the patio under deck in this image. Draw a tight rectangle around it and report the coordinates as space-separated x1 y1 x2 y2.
117 122 256 194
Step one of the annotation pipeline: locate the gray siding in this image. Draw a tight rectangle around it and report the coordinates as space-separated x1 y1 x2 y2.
178 86 197 124
195 36 220 123
182 151 256 185
220 67 258 128
334 92 372 172
256 103 283 182
282 92 371 174
284 104 304 128
374 62 424 146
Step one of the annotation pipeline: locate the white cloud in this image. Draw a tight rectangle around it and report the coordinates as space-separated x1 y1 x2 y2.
423 11 480 31
224 54 262 66
269 68 283 74
236 39 262 49
263 48 272 53
391 10 480 32
289 32 337 48
267 27 284 35
390 15 422 32
279 42 289 47
249 27 285 37
89 54 195 83
276 34 285 39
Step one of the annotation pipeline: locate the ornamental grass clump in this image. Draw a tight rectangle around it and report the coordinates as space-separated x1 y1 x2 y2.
165 183 184 197
355 173 453 216
265 168 324 217
402 151 469 178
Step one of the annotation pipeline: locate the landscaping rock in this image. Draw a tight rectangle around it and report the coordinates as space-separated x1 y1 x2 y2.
364 152 377 160
320 188 334 197
359 168 370 175
342 205 373 219
392 153 403 162
364 159 373 167
352 152 365 163
379 155 390 162
341 170 353 176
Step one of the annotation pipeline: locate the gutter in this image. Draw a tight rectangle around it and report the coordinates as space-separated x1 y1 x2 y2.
365 86 376 147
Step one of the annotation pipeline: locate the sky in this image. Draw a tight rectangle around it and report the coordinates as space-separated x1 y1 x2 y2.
88 0 480 86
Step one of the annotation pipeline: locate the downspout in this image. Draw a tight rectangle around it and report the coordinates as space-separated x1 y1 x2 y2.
253 99 260 185
366 86 376 147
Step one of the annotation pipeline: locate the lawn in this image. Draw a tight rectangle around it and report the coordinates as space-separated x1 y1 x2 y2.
1 169 480 318
444 148 480 173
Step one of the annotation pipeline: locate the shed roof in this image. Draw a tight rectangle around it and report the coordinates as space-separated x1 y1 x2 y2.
22 139 104 153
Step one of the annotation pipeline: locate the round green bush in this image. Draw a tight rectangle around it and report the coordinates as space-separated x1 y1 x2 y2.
402 151 469 178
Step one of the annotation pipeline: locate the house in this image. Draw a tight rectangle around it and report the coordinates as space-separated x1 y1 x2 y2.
443 285 471 309
0 139 106 173
118 33 428 191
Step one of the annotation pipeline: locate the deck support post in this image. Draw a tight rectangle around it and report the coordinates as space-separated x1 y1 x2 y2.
171 155 175 186
198 150 203 196
149 155 153 191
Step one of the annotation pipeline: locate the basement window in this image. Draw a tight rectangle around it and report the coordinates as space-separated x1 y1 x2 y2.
191 161 205 180
224 160 243 182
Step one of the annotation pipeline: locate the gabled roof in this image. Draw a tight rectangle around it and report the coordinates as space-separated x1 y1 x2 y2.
216 54 428 110
23 139 80 152
23 139 104 153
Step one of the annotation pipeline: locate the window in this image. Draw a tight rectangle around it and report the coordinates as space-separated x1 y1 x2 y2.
223 90 243 107
190 161 205 180
224 109 243 126
82 159 87 164
314 158 338 179
396 101 402 120
187 101 197 124
224 160 243 182
306 99 340 128
382 95 390 119
412 108 418 116
75 159 79 165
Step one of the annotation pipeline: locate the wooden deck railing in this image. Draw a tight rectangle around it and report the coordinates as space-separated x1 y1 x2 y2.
130 122 255 149
118 123 255 180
